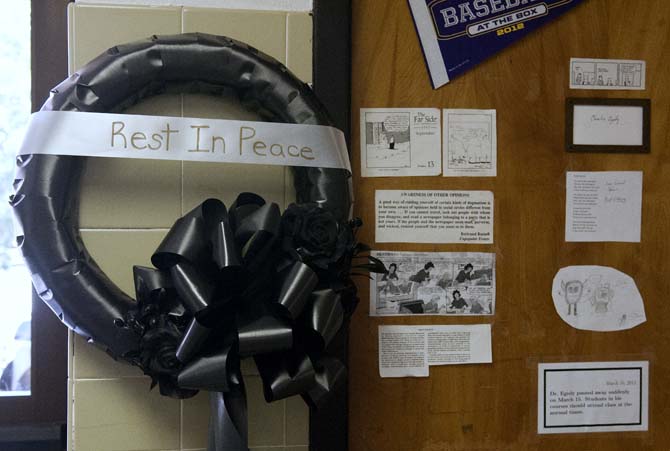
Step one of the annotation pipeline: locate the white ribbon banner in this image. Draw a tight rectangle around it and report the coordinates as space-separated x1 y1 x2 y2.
19 111 351 172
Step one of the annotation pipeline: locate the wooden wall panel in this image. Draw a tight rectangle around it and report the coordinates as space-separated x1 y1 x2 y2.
349 1 670 450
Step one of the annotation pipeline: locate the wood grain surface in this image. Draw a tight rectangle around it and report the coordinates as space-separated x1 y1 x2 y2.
349 1 670 449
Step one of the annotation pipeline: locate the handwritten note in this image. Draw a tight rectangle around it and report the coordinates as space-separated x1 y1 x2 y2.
572 105 644 147
565 172 643 243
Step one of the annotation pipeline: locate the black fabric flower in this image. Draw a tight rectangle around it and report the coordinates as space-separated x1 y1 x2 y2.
139 318 197 398
281 203 354 270
135 294 196 398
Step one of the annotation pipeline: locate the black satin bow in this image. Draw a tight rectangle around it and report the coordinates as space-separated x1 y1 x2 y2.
132 193 350 450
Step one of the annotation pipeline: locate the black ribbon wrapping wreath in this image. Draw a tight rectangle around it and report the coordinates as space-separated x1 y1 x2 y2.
11 33 384 450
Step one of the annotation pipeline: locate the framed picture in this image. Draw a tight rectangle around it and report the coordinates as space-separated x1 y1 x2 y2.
565 98 651 153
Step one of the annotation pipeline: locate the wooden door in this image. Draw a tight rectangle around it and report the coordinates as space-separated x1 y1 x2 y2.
349 1 670 449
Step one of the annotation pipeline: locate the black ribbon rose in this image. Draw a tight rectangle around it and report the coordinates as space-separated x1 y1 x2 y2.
129 192 383 450
281 203 353 270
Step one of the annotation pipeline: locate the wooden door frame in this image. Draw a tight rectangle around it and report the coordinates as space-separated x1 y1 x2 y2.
0 0 71 427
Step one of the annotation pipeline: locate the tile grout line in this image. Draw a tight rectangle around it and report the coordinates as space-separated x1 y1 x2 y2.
283 397 287 446
180 398 185 451
73 376 150 382
284 12 290 211
180 5 185 218
80 228 172 232
179 13 186 450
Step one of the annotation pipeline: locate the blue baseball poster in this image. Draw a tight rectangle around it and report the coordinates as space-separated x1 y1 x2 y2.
408 0 588 88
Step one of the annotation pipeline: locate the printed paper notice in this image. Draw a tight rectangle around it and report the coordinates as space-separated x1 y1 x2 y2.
565 172 642 243
538 361 649 434
379 325 492 378
376 190 494 244
570 58 646 90
360 108 441 177
443 109 496 177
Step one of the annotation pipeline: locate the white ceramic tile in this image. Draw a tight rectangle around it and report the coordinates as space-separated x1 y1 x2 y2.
72 378 181 450
69 4 182 72
247 376 285 447
285 395 309 446
286 13 313 83
182 8 287 63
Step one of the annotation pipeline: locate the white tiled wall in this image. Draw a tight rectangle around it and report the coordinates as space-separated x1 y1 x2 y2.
67 4 312 450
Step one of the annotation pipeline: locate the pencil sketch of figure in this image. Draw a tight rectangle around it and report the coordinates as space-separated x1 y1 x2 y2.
592 282 614 314
619 314 627 328
561 280 584 316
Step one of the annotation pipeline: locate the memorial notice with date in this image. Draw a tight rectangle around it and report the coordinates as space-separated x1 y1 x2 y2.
538 361 649 434
375 190 494 244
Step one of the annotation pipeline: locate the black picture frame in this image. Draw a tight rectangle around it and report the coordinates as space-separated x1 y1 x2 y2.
565 97 651 153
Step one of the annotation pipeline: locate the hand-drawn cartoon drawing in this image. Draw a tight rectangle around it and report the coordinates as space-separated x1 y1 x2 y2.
561 280 584 316
447 121 492 168
552 266 646 332
443 109 497 177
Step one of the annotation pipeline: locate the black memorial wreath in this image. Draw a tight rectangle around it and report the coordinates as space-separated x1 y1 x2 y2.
11 33 381 450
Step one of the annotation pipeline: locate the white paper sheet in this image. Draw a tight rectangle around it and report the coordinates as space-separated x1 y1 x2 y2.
19 111 351 172
570 58 646 90
565 172 642 243
572 105 644 147
375 190 494 244
370 251 495 317
379 325 492 378
552 266 646 332
538 361 649 434
443 109 496 177
378 326 429 378
360 108 441 177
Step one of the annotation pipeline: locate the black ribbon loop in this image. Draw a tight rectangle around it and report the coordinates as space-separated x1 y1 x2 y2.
133 193 355 451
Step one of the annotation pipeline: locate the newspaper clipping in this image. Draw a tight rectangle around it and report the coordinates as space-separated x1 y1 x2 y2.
375 190 494 244
379 324 493 378
370 251 495 317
